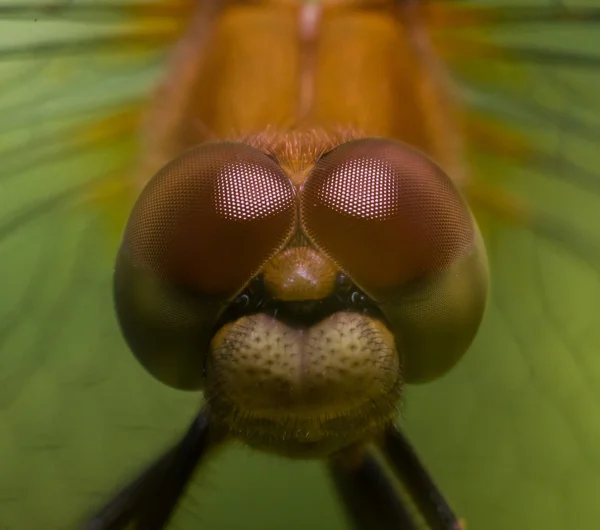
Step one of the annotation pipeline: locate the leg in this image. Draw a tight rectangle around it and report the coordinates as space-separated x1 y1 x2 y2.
80 410 218 530
380 426 463 530
328 447 418 530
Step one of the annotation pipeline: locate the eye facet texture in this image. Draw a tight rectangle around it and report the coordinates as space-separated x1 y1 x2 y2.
114 143 296 390
300 138 488 382
301 138 475 298
124 142 297 296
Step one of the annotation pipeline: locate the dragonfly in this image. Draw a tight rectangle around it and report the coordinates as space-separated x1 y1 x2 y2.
1 0 600 529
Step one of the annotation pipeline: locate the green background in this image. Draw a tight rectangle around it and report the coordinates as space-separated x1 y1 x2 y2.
1 1 600 529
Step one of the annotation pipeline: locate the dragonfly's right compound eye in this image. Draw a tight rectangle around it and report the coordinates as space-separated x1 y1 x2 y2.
113 143 296 390
300 138 489 383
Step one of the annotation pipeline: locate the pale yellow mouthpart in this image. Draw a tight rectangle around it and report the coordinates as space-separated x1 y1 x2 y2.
208 311 401 424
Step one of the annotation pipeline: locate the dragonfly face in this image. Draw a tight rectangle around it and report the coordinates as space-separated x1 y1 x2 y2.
2 0 600 529
114 134 488 457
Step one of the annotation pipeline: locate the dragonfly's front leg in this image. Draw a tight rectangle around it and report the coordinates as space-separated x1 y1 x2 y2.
81 410 218 530
328 427 463 530
329 447 419 530
380 427 463 530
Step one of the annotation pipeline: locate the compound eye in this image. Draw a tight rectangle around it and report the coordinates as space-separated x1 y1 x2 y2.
300 138 488 382
124 142 296 296
300 138 474 299
114 143 296 390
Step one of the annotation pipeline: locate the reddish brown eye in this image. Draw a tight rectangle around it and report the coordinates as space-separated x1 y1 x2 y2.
114 142 296 390
300 138 473 299
300 138 488 383
124 142 296 296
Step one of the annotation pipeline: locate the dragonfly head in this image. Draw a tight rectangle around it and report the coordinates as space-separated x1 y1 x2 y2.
113 133 488 457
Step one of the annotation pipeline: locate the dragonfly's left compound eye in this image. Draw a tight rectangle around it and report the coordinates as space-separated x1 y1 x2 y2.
300 138 489 382
113 143 296 390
